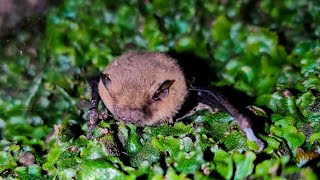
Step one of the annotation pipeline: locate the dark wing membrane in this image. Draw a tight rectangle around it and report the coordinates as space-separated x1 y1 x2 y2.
190 86 265 151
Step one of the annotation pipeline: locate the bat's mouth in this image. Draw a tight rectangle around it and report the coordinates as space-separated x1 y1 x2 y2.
112 105 152 126
116 117 144 126
113 112 144 125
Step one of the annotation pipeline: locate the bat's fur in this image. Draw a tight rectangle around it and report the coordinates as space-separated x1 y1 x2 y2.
98 51 187 125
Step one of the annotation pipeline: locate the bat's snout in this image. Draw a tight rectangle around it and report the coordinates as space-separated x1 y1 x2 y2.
116 108 144 124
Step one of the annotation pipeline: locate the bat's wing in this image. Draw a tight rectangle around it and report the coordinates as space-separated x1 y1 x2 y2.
190 86 265 152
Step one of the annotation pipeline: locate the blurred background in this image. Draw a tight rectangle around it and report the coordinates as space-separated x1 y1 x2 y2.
0 0 319 179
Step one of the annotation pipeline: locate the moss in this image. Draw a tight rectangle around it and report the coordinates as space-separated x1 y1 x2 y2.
1 0 320 179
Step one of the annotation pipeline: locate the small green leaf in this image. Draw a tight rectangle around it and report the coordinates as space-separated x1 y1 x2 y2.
222 131 247 151
233 151 256 179
152 136 180 157
284 132 305 149
79 159 128 180
174 147 205 174
213 149 233 179
165 168 188 180
81 140 107 159
144 122 192 139
129 144 160 168
309 132 320 144
176 37 196 52
211 16 231 42
126 129 143 156
260 135 280 153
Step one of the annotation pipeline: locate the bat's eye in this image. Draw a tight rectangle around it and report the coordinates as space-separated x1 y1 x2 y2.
152 80 175 101
100 74 111 88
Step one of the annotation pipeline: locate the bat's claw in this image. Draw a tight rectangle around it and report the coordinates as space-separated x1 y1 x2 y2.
101 109 109 120
88 108 99 122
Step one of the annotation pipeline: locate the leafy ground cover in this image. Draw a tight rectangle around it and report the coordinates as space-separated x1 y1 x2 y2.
1 0 320 179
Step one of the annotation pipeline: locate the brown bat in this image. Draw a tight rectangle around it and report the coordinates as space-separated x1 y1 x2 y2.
87 51 264 151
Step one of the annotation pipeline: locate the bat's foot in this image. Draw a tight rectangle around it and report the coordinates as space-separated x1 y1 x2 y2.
86 108 100 140
244 128 265 152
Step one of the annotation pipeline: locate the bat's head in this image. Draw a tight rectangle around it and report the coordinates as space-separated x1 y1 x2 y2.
98 51 187 126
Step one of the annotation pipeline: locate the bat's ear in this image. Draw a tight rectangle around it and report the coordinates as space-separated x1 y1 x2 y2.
100 73 111 87
152 80 175 101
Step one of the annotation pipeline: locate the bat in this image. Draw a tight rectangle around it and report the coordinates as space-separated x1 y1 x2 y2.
87 51 264 151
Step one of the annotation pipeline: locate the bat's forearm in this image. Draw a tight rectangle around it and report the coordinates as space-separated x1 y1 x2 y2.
87 76 101 139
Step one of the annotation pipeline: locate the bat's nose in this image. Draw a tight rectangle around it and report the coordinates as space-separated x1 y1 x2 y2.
121 115 132 122
118 109 143 123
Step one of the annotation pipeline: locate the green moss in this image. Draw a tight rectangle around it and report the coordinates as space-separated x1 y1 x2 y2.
1 0 320 179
